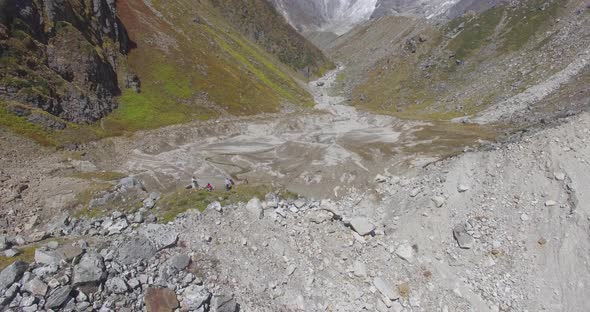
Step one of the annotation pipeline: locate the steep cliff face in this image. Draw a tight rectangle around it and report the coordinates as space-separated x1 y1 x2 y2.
0 0 129 124
209 0 332 77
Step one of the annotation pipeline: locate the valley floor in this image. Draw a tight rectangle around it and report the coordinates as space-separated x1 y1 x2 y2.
0 71 589 311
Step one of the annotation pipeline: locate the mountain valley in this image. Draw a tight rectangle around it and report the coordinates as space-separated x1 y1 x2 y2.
0 0 589 311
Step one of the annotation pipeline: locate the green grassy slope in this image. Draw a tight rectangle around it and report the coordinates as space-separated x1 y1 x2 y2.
209 0 334 77
350 0 582 120
1 0 327 145
103 0 316 133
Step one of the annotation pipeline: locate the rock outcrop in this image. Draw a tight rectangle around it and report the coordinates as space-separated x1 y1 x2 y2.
0 0 130 123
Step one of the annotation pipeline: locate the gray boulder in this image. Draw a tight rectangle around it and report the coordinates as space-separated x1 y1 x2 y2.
105 277 129 294
117 224 178 265
116 236 157 265
139 224 178 251
453 223 474 249
181 284 211 310
45 286 72 309
246 197 264 219
373 277 399 301
72 253 106 286
211 294 238 312
207 201 222 212
24 277 48 297
143 192 160 209
168 254 191 273
0 261 28 290
4 249 20 258
34 249 63 266
264 193 279 208
350 217 375 236
108 218 129 235
117 176 144 191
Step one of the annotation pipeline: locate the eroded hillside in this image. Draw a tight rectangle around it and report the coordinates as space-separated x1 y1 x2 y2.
335 0 589 123
0 0 332 145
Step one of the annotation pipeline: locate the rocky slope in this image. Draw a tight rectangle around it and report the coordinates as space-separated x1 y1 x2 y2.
1 0 590 311
328 0 589 125
209 0 332 77
1 111 588 311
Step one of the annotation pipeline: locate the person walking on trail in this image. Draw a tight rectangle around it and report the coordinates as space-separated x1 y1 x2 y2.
191 177 199 189
224 178 233 191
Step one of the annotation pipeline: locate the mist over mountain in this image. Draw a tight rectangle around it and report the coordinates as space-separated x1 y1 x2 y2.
271 0 378 35
372 0 461 18
270 0 484 36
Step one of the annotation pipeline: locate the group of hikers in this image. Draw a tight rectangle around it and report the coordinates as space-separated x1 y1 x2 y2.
189 176 239 192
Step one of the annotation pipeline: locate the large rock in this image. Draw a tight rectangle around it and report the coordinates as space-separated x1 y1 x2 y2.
34 249 63 266
431 196 445 208
45 286 72 309
352 261 367 278
117 236 157 265
108 218 129 235
143 192 161 209
211 294 238 312
395 244 414 263
168 254 191 273
24 277 48 297
145 287 179 312
306 210 333 224
373 277 399 301
181 284 211 310
453 223 474 249
139 224 178 251
118 224 178 265
72 253 106 286
0 261 28 290
207 201 222 212
350 217 375 236
246 197 264 219
117 176 144 192
105 277 129 294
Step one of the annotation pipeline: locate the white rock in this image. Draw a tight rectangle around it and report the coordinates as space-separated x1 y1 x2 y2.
431 196 445 208
34 249 63 266
458 184 470 193
373 277 399 301
207 201 222 212
4 249 19 258
353 261 367 277
545 200 557 207
181 284 210 310
246 197 264 219
105 277 128 294
108 218 129 235
24 277 48 297
350 217 375 236
395 244 414 262
554 172 566 181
